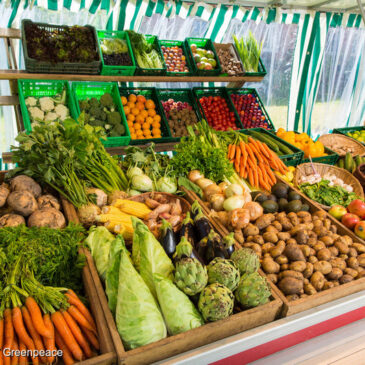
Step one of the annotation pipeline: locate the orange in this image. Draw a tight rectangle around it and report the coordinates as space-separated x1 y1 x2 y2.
123 106 131 115
131 108 139 116
127 114 135 122
141 110 148 119
131 133 137 139
153 114 161 123
142 122 150 130
146 116 153 125
136 129 143 136
127 121 134 128
145 100 155 109
152 128 161 136
121 96 128 105
134 123 142 130
137 94 146 103
127 102 135 109
136 102 145 110
135 114 145 124
152 121 160 128
143 129 151 136
128 94 137 103
148 109 156 117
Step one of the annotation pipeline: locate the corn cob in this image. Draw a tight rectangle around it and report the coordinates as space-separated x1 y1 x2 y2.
102 205 124 215
112 199 151 219
114 223 133 241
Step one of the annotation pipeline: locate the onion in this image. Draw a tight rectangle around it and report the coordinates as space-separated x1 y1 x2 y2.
243 190 252 203
209 193 225 211
196 178 214 190
223 195 245 211
188 170 204 182
218 182 229 193
243 202 263 221
224 184 244 198
204 184 222 199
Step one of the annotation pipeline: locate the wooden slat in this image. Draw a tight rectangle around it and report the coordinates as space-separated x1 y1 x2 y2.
0 28 21 39
0 95 19 106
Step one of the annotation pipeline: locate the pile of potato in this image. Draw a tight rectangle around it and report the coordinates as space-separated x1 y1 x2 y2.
241 210 365 301
0 175 66 229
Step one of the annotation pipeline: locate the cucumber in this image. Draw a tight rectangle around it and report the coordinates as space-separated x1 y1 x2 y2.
247 131 281 153
344 152 353 172
355 155 362 167
338 158 344 169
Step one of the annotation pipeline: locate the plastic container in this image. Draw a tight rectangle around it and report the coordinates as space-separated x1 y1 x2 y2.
333 127 365 145
18 79 78 133
118 87 171 145
193 87 243 131
97 30 136 76
21 19 101 74
159 40 194 76
185 37 222 76
133 35 167 76
213 42 245 77
226 88 275 131
302 147 339 165
72 82 131 147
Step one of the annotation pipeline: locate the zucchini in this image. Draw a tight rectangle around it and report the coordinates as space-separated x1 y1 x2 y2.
247 130 280 153
275 140 294 155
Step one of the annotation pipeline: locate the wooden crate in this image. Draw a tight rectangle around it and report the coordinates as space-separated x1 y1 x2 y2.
0 171 117 365
182 182 365 317
84 217 282 364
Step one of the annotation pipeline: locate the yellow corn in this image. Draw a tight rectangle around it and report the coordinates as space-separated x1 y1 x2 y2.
102 205 124 215
113 223 133 241
112 199 151 219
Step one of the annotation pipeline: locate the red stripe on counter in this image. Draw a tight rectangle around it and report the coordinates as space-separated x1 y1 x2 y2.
211 306 365 365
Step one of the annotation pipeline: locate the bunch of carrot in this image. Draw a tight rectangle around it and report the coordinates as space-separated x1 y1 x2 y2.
0 289 99 365
227 137 288 191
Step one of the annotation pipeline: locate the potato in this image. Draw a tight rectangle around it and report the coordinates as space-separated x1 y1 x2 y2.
275 255 288 265
7 191 38 217
340 274 353 284
313 210 326 220
278 270 304 281
278 277 303 295
272 221 283 232
348 247 358 257
281 219 293 232
243 224 259 237
313 261 332 275
284 244 305 262
303 262 314 278
255 214 275 230
289 224 310 236
307 237 317 248
281 264 289 270
333 281 340 287
286 294 300 301
262 232 279 244
270 240 286 258
252 235 264 245
339 254 349 260
319 236 334 246
264 253 272 258
330 258 347 270
10 175 42 198
323 281 334 290
265 225 279 234
327 267 343 280
250 243 262 256
309 248 316 256
317 248 332 261
262 243 275 254
37 194 61 210
310 271 325 291
28 208 66 229
289 261 307 272
234 230 245 244
262 257 280 274
323 218 331 230
296 231 309 245
286 238 297 245
344 268 358 278
297 211 311 220
308 255 318 264
358 270 365 278
347 257 359 270
329 225 337 234
266 274 278 284
0 213 25 227
300 245 311 257
0 184 10 208
328 246 339 257
287 212 299 226
304 283 317 295
342 235 353 246
353 243 365 254
278 232 291 241
303 278 309 284
313 242 326 252
334 239 349 254
358 254 365 267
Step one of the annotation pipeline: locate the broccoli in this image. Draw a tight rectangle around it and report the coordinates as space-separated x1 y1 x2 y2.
100 111 107 121
111 123 125 136
89 98 99 108
89 119 104 127
89 106 105 119
79 99 90 111
100 93 114 108
107 111 122 125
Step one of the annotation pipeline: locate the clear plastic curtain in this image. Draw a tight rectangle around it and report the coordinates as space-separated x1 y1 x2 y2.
310 25 365 138
222 18 299 130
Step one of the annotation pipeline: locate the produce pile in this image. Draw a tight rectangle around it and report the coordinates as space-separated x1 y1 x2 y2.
121 93 162 140
25 88 70 124
216 45 243 76
346 129 365 143
190 43 218 71
78 93 126 137
24 22 99 64
161 45 189 73
100 37 133 66
0 175 66 229
336 152 365 173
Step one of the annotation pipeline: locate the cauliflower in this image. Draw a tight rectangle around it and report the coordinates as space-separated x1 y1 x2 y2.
25 97 37 107
39 97 55 112
44 112 58 122
54 104 70 121
28 107 44 121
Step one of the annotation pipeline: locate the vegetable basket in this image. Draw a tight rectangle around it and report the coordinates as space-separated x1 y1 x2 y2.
118 87 172 145
97 30 136 76
293 163 364 210
134 35 167 76
159 40 194 76
185 37 222 76
21 19 101 74
333 126 365 146
213 42 245 76
72 81 131 147
226 88 275 131
192 87 243 130
317 133 365 157
18 79 78 133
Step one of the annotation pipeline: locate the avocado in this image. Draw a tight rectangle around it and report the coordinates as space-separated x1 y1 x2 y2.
278 198 288 212
267 194 277 202
251 191 269 203
300 204 310 212
271 182 289 199
285 200 302 213
288 191 301 201
262 200 279 214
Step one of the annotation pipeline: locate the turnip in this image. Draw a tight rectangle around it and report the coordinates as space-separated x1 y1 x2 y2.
0 213 25 227
28 207 66 229
7 191 38 216
10 175 42 198
37 194 61 210
0 184 10 207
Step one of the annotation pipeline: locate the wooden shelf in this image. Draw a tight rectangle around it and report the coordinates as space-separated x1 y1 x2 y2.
0 69 263 84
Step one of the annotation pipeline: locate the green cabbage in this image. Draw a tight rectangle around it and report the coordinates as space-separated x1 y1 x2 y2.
154 274 204 335
85 226 115 280
131 217 174 297
115 239 166 349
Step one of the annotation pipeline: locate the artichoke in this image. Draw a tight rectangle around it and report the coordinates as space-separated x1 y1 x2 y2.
235 272 271 308
231 248 259 275
198 283 234 322
207 258 240 291
174 257 208 296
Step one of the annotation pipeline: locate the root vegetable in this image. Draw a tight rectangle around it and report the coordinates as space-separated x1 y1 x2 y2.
270 241 286 258
262 232 278 244
334 239 349 254
267 274 278 284
329 257 347 270
0 184 10 207
304 283 317 295
284 244 305 262
188 170 204 182
78 203 101 226
255 214 275 230
0 213 25 227
228 208 250 229
7 191 38 216
243 202 263 221
209 194 225 211
37 194 61 210
224 184 243 198
289 261 306 272
340 274 353 284
86 188 107 207
310 271 325 291
278 270 304 281
243 223 259 237
353 243 365 254
344 268 358 278
196 178 214 190
300 245 311 257
10 175 42 198
28 208 66 229
223 196 245 211
303 262 314 278
317 248 331 261
278 277 303 295
262 257 280 274
275 255 288 265
107 191 128 204
204 184 222 199
347 257 359 269
313 261 332 275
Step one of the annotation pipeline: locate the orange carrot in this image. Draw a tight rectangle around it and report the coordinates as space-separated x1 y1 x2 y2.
81 328 99 351
234 161 240 174
54 330 75 365
18 339 27 365
11 335 18 365
43 314 56 364
245 143 256 162
239 162 245 178
257 140 271 159
248 169 254 187
265 164 277 185
229 144 236 160
51 311 83 361
25 298 51 339
240 142 248 172
67 306 95 334
243 166 248 179
235 145 241 165
4 309 13 365
249 143 264 163
227 144 232 159
253 167 259 188
247 157 257 170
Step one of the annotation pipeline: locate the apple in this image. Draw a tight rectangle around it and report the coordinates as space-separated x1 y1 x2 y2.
347 199 365 219
354 221 365 239
328 204 347 220
341 213 360 230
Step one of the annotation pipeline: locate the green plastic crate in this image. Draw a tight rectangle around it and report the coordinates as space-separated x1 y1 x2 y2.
245 128 304 167
159 40 194 76
21 19 101 74
18 79 78 133
333 127 365 145
72 82 131 147
193 87 243 131
97 30 136 76
302 147 339 165
185 38 222 76
118 87 171 145
133 35 167 76
226 88 275 131
157 88 201 141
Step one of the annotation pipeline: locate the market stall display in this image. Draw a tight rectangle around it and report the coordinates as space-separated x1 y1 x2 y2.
213 43 244 76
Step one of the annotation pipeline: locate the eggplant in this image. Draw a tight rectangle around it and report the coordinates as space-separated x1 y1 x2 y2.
160 219 177 258
204 230 224 263
205 239 216 263
191 201 212 240
179 212 197 246
174 236 203 264
223 232 235 257
196 236 208 261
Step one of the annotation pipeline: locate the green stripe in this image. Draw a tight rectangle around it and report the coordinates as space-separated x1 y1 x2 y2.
355 15 362 28
232 5 238 19
210 5 227 41
242 10 250 22
48 0 57 11
347 14 356 27
156 0 164 14
145 0 155 17
267 8 276 24
292 13 300 24
251 7 260 21
80 0 85 9
166 2 173 17
196 5 204 17
176 0 182 15
89 0 101 14
282 13 287 24
117 0 129 30
130 0 143 29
